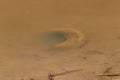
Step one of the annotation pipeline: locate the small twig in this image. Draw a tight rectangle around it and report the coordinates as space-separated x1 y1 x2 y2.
103 67 112 75
48 69 82 80
97 74 120 77
52 69 82 76
96 66 120 80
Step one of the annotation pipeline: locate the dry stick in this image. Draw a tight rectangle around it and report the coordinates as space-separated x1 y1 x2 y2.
98 74 120 77
96 66 120 80
48 69 82 80
97 66 112 77
97 74 120 80
103 66 112 75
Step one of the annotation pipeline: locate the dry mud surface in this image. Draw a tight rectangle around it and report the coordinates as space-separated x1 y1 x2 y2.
0 0 120 80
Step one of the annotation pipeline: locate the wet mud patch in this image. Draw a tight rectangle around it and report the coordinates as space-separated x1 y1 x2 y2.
39 28 86 51
41 31 68 46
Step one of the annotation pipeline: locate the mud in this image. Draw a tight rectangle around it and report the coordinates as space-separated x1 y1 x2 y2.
0 0 120 80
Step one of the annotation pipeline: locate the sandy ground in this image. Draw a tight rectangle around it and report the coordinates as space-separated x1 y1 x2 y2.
0 0 120 80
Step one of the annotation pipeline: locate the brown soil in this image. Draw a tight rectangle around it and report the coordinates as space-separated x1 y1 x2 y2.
0 0 120 80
